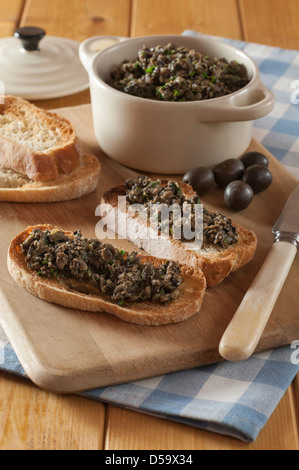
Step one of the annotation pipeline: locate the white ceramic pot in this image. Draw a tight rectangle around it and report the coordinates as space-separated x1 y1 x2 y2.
80 34 275 174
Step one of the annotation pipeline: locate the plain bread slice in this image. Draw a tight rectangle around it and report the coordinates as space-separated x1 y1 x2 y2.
0 95 82 182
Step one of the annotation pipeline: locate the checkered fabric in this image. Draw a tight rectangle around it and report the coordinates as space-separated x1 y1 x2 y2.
0 329 298 442
0 32 298 443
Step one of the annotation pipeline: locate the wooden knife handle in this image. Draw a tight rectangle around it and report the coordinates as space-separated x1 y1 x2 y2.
219 241 297 361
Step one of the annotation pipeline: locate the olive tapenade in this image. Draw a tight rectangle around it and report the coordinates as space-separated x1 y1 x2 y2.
22 228 183 305
125 176 238 249
108 43 249 102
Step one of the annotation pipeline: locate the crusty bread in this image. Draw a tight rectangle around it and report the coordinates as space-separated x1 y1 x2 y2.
0 95 82 182
0 154 100 202
102 181 257 287
7 224 206 326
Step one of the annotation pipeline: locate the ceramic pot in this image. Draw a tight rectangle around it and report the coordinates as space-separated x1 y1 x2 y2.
80 34 275 174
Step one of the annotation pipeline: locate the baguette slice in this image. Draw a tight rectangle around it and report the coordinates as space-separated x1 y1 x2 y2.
0 154 100 202
0 95 82 182
7 224 206 326
103 180 257 287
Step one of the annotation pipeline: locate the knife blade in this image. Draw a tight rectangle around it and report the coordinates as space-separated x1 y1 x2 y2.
219 183 299 361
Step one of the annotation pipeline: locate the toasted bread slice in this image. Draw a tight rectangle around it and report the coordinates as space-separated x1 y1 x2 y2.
0 95 82 182
0 154 100 202
7 224 206 326
103 180 257 287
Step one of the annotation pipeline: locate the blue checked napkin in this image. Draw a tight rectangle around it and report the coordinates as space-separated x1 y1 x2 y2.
0 32 299 443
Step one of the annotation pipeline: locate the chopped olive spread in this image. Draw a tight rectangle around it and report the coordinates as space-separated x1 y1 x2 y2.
108 43 249 102
125 176 238 249
22 228 183 305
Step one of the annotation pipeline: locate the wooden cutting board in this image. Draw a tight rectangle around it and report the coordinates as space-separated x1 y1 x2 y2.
0 104 298 394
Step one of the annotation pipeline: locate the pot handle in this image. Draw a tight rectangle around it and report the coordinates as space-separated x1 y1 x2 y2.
79 35 126 73
199 81 276 122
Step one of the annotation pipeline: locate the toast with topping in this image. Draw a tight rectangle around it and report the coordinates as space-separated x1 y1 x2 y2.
102 176 257 286
7 225 206 326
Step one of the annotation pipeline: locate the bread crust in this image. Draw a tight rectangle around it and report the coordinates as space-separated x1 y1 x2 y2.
0 96 82 182
102 181 257 286
7 224 206 326
0 154 100 202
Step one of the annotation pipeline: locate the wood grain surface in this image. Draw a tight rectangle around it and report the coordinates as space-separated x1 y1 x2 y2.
0 0 298 451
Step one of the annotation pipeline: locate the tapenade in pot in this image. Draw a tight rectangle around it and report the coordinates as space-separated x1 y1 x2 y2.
109 43 249 102
80 34 275 173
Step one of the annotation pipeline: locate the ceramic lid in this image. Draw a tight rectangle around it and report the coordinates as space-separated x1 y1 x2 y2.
0 26 89 100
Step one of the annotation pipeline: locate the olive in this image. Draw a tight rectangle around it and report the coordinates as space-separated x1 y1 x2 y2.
240 151 269 168
224 180 254 211
182 166 215 195
213 158 245 188
242 164 272 193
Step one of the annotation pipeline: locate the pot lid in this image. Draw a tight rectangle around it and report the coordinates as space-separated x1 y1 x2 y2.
0 26 89 100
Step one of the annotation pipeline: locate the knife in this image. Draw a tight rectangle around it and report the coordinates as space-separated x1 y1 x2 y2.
219 183 299 361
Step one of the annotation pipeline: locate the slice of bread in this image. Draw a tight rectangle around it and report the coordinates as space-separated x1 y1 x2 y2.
102 180 257 287
7 224 206 326
0 154 100 202
0 95 82 182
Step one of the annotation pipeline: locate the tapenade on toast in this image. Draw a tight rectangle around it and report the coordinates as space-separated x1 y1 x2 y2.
7 224 206 326
103 176 257 286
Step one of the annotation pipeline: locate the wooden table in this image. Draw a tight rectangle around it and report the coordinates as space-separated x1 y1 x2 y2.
0 0 298 450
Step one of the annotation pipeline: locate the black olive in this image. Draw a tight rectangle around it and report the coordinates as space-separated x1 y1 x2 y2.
240 151 269 168
242 164 272 193
224 180 254 211
213 158 245 188
182 167 215 196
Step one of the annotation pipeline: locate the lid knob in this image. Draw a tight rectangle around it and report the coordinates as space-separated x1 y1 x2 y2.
14 26 46 51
